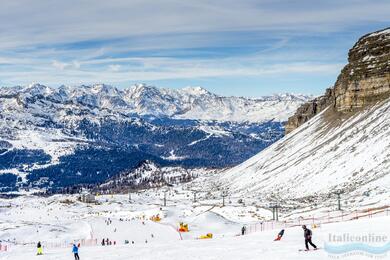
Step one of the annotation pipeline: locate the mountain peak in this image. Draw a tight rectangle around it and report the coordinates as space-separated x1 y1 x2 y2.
181 86 210 96
286 27 390 134
126 84 159 96
22 83 52 96
90 84 118 95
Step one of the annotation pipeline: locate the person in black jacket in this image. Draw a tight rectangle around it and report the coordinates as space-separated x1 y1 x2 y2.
241 226 246 235
302 225 317 250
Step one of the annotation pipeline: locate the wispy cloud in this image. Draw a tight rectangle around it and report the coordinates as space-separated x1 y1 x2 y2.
0 0 388 95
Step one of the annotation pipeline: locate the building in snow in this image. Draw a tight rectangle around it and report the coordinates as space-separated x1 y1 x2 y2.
80 191 96 203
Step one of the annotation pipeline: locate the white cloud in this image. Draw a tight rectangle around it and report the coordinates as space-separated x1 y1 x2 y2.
0 58 343 87
52 60 69 70
108 64 121 72
73 61 81 69
0 0 389 50
0 0 388 89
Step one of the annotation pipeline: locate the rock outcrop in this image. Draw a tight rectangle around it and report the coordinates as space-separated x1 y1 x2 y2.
286 27 390 134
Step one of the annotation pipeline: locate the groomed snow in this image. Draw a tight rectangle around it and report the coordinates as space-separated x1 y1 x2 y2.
1 193 389 260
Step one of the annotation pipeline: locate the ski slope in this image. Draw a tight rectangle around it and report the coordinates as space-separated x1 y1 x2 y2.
0 190 267 249
1 182 389 260
2 213 389 260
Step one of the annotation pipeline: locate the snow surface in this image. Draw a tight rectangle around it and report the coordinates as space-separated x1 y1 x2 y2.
368 28 390 37
0 192 389 260
214 98 390 209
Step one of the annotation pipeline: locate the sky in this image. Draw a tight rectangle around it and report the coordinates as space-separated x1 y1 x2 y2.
0 0 389 97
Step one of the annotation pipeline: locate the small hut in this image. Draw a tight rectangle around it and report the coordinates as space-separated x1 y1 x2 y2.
80 191 96 203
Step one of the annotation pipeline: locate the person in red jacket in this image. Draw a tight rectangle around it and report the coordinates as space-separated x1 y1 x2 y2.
274 229 285 241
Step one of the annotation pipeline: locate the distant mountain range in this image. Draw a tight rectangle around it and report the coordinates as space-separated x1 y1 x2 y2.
0 83 311 191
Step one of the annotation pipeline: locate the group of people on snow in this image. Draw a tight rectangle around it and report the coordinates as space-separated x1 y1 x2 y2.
240 223 317 251
105 218 113 226
34 223 318 258
101 238 116 246
37 241 81 259
272 225 317 251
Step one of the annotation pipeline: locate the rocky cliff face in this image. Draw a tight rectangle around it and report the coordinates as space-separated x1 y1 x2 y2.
286 27 390 134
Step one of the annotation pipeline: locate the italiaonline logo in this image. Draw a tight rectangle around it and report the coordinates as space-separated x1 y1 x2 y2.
325 233 390 258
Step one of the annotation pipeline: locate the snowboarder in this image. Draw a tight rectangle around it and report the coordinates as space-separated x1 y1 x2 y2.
241 226 246 235
37 241 43 255
274 229 285 241
302 225 317 251
72 244 80 260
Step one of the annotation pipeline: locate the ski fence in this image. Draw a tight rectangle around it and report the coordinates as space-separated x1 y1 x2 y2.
0 243 10 252
246 205 390 234
10 238 98 249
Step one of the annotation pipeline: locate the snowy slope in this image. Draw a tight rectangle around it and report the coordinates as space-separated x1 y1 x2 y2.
99 160 219 191
216 98 390 208
1 192 389 260
4 217 390 260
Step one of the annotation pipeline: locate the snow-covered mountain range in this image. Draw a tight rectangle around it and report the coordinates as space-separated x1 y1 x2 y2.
0 83 310 191
0 83 309 122
124 84 309 122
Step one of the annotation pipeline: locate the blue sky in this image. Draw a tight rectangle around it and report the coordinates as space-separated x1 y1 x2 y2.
0 0 389 97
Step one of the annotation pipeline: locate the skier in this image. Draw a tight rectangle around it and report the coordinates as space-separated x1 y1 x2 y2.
36 241 43 255
241 225 246 235
274 229 285 241
72 244 80 260
101 239 105 246
302 225 317 251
